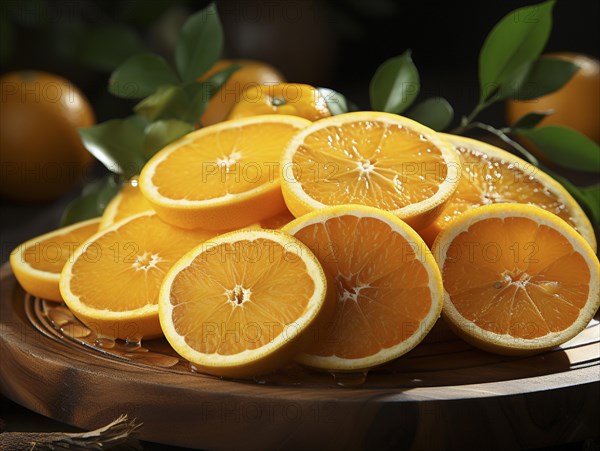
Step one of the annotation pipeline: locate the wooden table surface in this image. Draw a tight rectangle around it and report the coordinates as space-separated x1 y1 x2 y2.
1 259 599 450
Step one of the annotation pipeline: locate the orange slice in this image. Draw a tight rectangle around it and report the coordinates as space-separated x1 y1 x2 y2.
432 203 600 355
59 212 216 340
256 208 296 229
418 134 596 251
280 112 461 230
282 205 444 371
140 115 310 230
158 229 334 378
10 218 100 301
99 176 152 230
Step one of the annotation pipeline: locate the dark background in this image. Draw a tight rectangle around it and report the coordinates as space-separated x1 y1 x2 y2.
2 0 599 125
1 0 599 447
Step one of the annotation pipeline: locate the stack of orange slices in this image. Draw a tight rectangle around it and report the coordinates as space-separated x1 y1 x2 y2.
9 110 599 378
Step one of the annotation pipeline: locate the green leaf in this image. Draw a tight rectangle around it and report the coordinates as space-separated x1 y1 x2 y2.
60 175 121 226
175 3 223 82
369 50 420 113
109 53 180 99
125 114 150 130
194 63 242 123
134 86 178 122
143 120 194 159
200 63 241 99
406 97 454 131
581 185 600 226
479 1 555 101
543 169 600 226
502 57 579 100
135 65 239 124
510 110 553 129
78 117 147 178
134 84 204 124
317 87 349 116
78 25 146 72
583 185 600 207
517 125 600 173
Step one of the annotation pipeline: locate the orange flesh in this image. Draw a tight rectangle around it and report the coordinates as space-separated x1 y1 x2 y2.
23 222 99 273
293 216 432 359
259 209 295 229
69 215 215 311
292 121 448 209
443 217 590 339
152 123 299 201
169 238 315 355
112 178 151 222
437 145 579 231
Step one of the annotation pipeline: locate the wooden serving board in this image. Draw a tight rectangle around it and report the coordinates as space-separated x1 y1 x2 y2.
1 262 598 450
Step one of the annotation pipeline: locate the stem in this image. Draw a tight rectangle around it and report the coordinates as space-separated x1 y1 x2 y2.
452 103 484 134
271 96 287 106
467 122 540 167
451 93 501 134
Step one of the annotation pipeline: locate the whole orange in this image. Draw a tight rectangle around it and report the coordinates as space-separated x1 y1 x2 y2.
506 53 600 143
200 59 285 126
0 71 95 203
228 83 331 121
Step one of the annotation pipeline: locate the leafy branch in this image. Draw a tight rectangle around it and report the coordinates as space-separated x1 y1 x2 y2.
364 0 600 226
63 3 236 225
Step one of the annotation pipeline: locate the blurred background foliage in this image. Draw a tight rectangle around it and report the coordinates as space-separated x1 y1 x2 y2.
2 0 598 125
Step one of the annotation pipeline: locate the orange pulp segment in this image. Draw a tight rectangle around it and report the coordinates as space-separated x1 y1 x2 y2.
418 134 596 251
433 203 600 354
99 176 152 229
140 115 310 230
281 112 461 230
159 229 334 377
10 217 100 301
282 204 444 371
59 212 217 340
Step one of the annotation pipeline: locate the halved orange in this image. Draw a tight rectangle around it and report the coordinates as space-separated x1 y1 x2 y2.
418 134 596 251
432 203 600 355
140 115 310 230
60 212 217 340
10 218 100 301
280 112 461 230
158 229 334 378
282 205 444 371
99 176 152 230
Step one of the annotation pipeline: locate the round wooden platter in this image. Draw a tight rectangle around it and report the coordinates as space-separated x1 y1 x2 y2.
1 263 598 450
